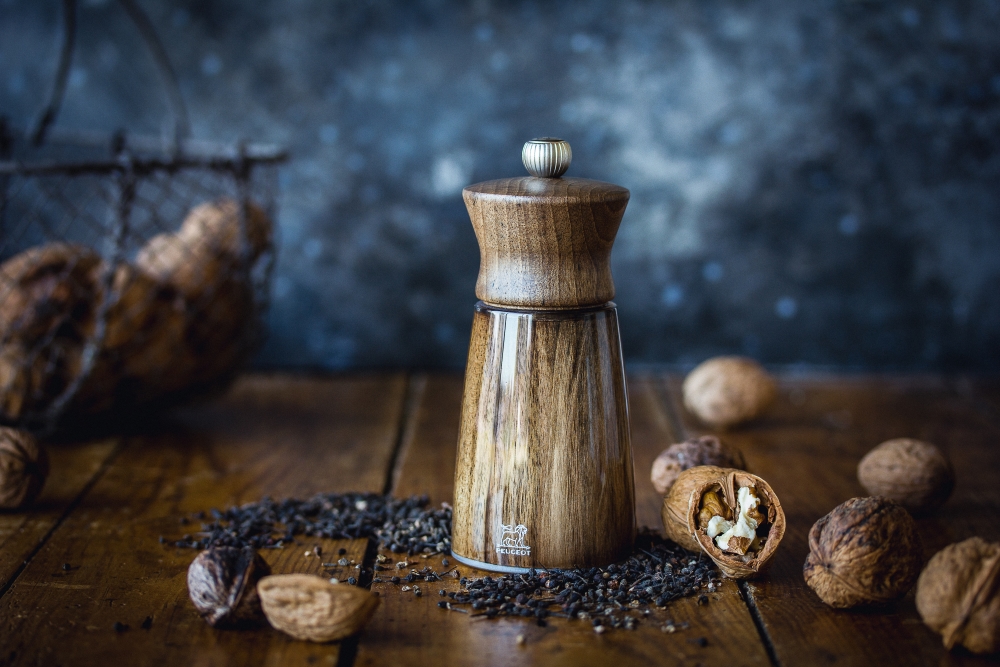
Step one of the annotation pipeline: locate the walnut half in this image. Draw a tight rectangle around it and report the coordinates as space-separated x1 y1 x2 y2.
686 469 785 579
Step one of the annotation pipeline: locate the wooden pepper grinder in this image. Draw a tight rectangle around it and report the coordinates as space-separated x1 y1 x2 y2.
451 138 635 573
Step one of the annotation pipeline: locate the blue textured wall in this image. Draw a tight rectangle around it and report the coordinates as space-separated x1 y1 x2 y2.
2 0 1000 370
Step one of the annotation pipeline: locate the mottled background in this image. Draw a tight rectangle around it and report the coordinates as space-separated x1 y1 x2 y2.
2 0 999 370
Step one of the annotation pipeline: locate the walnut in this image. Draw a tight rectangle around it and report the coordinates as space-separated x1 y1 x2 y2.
0 243 102 420
178 198 272 261
857 438 954 515
661 465 732 553
916 537 1000 655
100 264 193 395
803 496 922 608
135 202 260 391
137 199 271 285
687 470 785 578
135 232 236 302
257 574 380 642
187 546 271 628
682 357 776 428
0 427 49 509
650 435 745 495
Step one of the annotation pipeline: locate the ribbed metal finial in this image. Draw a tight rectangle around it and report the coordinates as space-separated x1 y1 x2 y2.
522 138 572 178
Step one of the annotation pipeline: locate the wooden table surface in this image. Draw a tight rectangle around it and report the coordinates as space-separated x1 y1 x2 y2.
1 372 998 666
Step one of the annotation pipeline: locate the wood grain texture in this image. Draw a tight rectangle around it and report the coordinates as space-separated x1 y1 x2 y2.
0 438 118 592
662 373 1000 667
0 374 406 667
356 375 772 667
463 177 629 309
452 304 635 570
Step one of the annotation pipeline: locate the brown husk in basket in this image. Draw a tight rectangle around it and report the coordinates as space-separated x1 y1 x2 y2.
0 243 102 421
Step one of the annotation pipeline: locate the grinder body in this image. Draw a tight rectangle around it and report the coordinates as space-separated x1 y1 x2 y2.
451 145 635 573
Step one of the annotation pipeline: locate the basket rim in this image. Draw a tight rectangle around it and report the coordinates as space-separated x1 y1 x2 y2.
0 127 288 176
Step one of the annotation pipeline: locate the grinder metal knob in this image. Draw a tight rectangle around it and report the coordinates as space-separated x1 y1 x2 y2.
521 138 572 178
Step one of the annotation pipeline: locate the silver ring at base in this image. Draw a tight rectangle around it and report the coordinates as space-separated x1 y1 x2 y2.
450 551 547 575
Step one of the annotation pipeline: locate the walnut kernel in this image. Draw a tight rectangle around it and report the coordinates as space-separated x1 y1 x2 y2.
688 470 785 578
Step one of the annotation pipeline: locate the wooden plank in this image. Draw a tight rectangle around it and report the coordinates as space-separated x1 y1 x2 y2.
0 437 118 592
661 373 1000 667
354 374 772 667
0 374 406 666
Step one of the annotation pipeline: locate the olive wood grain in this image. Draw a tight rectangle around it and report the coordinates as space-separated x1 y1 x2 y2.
662 373 1000 667
355 374 772 667
452 304 635 570
463 177 629 310
0 374 406 666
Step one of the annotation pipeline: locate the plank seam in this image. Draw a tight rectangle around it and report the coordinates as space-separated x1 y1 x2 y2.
336 374 423 667
654 374 783 667
0 437 125 601
383 374 426 496
737 580 782 667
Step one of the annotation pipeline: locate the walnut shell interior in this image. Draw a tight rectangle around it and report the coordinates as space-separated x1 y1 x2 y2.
661 465 733 553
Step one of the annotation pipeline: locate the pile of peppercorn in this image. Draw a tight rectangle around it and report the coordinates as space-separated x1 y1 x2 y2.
167 492 450 556
382 530 718 632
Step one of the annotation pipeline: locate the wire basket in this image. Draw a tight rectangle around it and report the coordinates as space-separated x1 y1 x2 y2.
0 0 286 432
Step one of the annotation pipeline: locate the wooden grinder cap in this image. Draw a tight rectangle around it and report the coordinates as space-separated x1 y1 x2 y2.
463 138 630 310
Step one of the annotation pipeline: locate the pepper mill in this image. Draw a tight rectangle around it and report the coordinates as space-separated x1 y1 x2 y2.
451 138 635 573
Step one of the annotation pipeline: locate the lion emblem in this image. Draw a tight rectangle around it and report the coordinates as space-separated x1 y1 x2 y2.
499 524 528 548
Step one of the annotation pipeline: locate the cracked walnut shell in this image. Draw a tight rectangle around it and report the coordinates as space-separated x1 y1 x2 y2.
803 496 923 608
683 356 776 428
651 435 746 495
0 427 48 509
916 537 1000 655
257 574 380 643
687 469 785 579
857 438 954 514
187 546 271 628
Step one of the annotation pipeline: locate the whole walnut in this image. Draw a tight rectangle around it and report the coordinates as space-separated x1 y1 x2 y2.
188 546 271 628
683 357 776 428
0 344 31 421
857 438 954 515
135 232 235 301
100 264 194 396
916 537 1000 655
803 497 923 608
662 465 732 552
0 243 102 344
651 435 746 495
0 243 102 420
0 427 49 509
177 198 272 262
